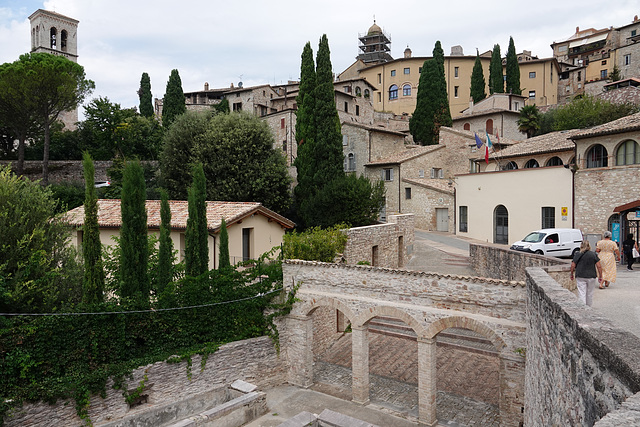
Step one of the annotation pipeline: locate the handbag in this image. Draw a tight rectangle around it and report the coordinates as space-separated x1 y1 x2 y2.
633 247 640 259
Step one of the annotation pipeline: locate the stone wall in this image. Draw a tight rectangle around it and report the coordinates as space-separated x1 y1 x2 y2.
524 267 640 426
4 336 285 427
1 160 113 183
470 243 571 283
343 214 414 268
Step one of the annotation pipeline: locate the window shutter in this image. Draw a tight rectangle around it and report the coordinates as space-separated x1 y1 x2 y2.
390 169 394 181
430 168 435 178
439 169 444 179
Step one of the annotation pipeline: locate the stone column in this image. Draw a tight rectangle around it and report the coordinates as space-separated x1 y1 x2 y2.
287 314 314 388
500 352 526 427
351 325 370 405
418 337 438 426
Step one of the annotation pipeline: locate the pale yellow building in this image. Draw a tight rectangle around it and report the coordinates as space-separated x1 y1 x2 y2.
64 200 295 269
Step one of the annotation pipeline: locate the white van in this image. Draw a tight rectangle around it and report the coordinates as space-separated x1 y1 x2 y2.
510 228 583 257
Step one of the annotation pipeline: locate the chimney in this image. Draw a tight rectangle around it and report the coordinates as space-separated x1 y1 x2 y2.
230 83 234 88
204 82 209 91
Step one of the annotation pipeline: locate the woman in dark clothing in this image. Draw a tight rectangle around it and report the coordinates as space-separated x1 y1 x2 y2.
622 233 639 271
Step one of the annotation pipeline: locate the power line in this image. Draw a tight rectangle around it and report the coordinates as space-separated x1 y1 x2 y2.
0 288 282 317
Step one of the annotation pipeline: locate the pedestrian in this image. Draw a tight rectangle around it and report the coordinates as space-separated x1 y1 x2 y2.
596 230 620 288
622 233 639 271
570 240 603 306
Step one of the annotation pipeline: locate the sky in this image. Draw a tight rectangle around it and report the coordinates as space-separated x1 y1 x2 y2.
1 0 639 117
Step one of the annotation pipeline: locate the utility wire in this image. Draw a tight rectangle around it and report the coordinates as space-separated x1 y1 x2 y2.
0 288 282 317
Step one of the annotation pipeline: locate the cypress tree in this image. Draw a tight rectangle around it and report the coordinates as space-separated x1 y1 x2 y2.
470 51 487 104
185 163 208 277
505 37 522 95
162 69 186 127
120 159 149 307
138 72 154 118
218 217 230 270
157 189 173 294
489 44 504 94
431 40 452 131
409 59 441 145
81 151 104 304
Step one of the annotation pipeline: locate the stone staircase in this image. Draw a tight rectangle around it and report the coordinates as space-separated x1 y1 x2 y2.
367 317 498 356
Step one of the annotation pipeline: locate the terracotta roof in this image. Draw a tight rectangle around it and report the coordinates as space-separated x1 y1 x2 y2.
342 121 407 137
571 112 640 140
63 200 295 231
365 145 442 166
487 129 579 159
402 177 454 195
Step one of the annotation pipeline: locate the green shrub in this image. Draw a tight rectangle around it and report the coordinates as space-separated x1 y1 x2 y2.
283 224 348 262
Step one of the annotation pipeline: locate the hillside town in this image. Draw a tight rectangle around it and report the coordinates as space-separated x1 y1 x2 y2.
1 6 640 427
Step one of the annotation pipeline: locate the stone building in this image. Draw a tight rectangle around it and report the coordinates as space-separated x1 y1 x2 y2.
28 9 79 130
341 121 408 177
571 112 640 239
453 93 528 141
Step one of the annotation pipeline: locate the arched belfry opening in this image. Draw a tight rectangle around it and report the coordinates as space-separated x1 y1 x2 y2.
50 27 57 49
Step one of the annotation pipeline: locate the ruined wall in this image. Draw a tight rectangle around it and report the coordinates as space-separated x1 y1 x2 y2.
1 160 113 183
525 267 640 426
4 337 285 427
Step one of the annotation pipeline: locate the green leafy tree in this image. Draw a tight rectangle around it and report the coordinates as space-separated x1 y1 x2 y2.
489 44 504 94
283 224 349 262
609 65 622 82
0 53 93 183
505 37 521 95
82 152 104 304
185 163 208 277
218 217 230 270
138 72 154 117
470 51 487 103
517 105 542 138
410 59 441 145
162 69 186 127
544 95 639 132
120 160 149 307
156 189 173 295
214 98 230 114
78 97 137 160
0 166 82 312
160 111 291 214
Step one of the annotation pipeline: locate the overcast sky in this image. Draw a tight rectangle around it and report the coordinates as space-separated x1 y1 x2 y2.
1 0 639 116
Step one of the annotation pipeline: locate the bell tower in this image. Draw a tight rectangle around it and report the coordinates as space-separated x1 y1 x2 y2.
28 9 79 63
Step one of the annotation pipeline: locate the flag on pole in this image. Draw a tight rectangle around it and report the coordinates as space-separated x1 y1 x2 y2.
496 131 500 144
487 133 493 148
485 144 489 164
474 133 483 148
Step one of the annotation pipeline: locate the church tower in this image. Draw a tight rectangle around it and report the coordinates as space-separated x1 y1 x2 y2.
28 9 79 63
28 9 80 129
357 20 393 65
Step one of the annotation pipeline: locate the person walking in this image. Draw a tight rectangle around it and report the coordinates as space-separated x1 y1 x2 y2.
622 233 639 271
570 240 603 306
596 230 620 288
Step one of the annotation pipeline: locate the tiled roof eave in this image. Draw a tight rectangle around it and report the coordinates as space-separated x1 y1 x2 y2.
571 125 640 140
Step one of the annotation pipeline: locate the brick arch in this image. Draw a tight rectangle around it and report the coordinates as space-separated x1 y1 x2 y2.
425 315 506 351
353 305 426 337
296 296 357 324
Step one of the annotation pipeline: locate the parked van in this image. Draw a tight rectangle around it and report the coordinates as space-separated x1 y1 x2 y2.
510 228 583 257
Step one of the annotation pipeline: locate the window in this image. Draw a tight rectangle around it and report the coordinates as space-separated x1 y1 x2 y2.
454 86 459 98
389 85 398 100
364 89 370 98
233 102 242 111
463 123 470 131
459 206 468 232
405 187 412 199
60 30 67 51
430 168 443 179
469 160 479 173
355 86 362 96
601 69 608 79
528 90 536 99
625 54 631 66
377 92 381 102
419 67 422 74
542 207 555 229
403 84 411 96
355 105 360 116
633 30 638 37
419 169 424 178
382 168 394 181
345 153 356 171
601 60 607 65
503 161 518 170
342 135 348 146
404 67 410 74
391 70 396 77
514 101 520 110
454 67 459 78
577 71 581 82
280 118 285 129
616 140 640 165
344 101 348 113
524 159 539 168
545 156 563 166
529 72 536 78
343 85 351 93
377 73 381 84
485 119 493 135
586 144 608 168
282 140 287 153
50 27 57 49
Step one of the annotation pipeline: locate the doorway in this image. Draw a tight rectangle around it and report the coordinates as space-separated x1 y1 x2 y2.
494 205 509 244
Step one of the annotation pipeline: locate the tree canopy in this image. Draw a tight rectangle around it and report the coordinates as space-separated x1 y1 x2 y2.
505 37 521 95
489 44 503 94
162 69 186 127
160 111 292 214
517 105 541 138
470 51 487 104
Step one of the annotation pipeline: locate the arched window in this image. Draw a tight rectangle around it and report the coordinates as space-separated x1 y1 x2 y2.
524 159 539 168
50 27 57 49
494 205 509 244
364 89 370 98
402 84 411 96
61 30 68 51
503 161 518 170
616 140 639 165
545 156 563 166
463 123 470 131
486 119 494 135
389 85 398 100
355 86 362 97
586 144 608 168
